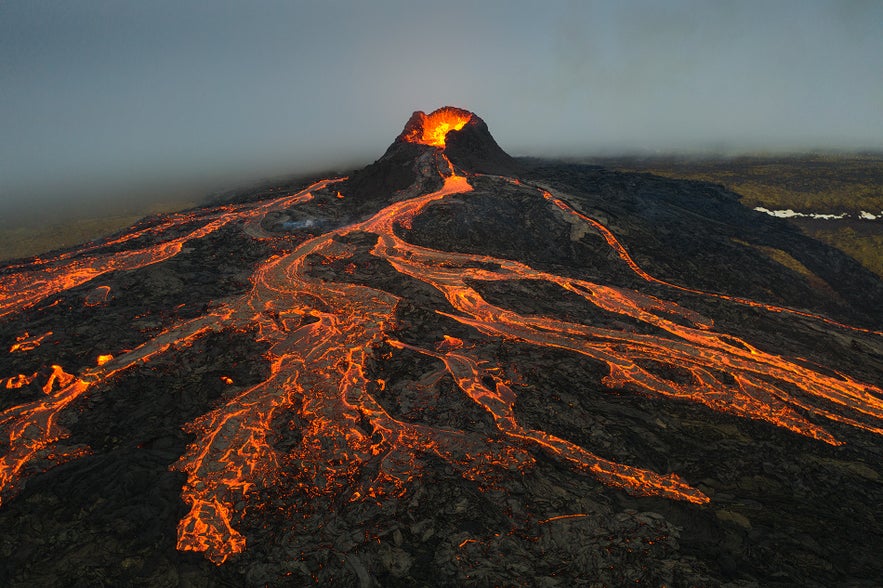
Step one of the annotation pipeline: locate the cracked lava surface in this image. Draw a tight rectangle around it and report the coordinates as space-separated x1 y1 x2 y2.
2 120 882 566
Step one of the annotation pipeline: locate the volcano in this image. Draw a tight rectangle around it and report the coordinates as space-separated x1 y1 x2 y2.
1 107 882 586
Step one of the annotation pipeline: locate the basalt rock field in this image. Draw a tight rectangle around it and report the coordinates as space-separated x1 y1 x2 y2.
1 107 882 587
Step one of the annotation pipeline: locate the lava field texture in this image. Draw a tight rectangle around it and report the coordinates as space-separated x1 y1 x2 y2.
1 107 882 586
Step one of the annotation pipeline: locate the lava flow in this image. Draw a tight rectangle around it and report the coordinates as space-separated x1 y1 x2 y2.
1 109 882 568
0 179 336 319
9 331 51 353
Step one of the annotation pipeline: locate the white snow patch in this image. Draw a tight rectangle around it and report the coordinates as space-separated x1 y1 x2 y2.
754 207 848 220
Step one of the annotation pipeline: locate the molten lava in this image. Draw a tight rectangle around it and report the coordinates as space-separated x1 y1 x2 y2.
403 107 473 147
9 331 51 353
1 111 882 567
4 373 36 389
42 365 75 395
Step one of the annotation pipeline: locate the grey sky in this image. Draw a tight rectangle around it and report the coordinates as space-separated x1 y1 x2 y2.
1 0 881 222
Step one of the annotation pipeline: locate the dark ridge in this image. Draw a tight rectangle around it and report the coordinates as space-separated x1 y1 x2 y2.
340 140 434 202
341 108 519 203
444 114 520 176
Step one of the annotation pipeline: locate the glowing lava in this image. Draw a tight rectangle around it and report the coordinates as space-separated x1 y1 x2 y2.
9 331 51 353
4 373 36 389
1 115 882 567
403 106 473 147
0 179 338 319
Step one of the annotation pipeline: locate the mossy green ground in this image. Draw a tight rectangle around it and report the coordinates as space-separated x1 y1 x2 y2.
596 154 883 277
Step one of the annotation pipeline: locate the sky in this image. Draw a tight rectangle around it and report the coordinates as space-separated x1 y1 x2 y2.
1 0 882 224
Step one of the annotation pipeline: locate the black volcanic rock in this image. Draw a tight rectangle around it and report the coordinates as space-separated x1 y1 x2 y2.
1 108 882 587
522 163 883 327
342 107 518 202
341 139 438 202
444 113 519 176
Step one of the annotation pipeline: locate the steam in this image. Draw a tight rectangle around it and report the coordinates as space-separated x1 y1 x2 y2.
280 219 319 231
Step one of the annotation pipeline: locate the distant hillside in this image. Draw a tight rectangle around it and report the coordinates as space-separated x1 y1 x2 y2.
589 154 883 277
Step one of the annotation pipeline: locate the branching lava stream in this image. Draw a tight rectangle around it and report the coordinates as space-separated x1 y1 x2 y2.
1 126 882 566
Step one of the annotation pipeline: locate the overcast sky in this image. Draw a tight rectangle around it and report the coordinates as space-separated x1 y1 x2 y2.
2 0 881 222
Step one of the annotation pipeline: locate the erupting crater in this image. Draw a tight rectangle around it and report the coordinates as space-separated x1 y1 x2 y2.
402 106 473 147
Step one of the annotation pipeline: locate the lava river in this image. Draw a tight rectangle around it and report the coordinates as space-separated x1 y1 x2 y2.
1 150 882 565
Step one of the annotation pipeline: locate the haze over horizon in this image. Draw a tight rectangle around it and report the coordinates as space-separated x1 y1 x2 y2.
2 0 882 224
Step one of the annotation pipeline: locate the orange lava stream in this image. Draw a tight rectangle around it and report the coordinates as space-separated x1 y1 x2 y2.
358 175 883 445
0 377 92 503
0 313 223 506
1 153 881 565
0 179 336 507
170 169 531 562
387 338 708 504
0 180 336 319
0 216 230 319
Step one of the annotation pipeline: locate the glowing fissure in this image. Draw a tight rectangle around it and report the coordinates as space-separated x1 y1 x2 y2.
1 149 881 565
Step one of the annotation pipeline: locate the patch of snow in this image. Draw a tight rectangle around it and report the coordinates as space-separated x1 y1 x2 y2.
754 207 800 218
809 212 848 220
754 207 848 220
859 211 880 220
